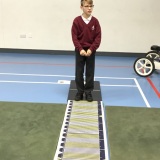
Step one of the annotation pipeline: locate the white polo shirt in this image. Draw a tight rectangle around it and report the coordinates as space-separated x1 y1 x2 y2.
81 15 92 24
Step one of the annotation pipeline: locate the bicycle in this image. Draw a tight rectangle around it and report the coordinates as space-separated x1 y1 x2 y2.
133 45 160 77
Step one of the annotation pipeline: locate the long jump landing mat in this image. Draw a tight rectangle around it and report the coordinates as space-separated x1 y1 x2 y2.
54 81 108 160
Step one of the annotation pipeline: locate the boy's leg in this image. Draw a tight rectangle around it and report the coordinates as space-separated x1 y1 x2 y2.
84 52 95 102
75 49 85 94
85 52 95 96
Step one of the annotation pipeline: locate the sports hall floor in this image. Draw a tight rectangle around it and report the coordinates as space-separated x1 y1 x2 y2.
0 52 159 108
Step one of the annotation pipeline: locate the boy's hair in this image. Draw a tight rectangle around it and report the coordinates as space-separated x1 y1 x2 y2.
81 0 93 6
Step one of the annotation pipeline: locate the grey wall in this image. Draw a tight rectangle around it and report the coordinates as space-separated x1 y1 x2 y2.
0 0 159 53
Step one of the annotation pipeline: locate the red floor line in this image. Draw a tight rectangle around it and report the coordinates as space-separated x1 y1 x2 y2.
0 61 74 66
0 61 132 68
96 65 132 68
146 77 160 98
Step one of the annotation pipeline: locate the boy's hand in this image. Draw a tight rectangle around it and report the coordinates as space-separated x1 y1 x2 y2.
80 49 86 56
86 49 92 56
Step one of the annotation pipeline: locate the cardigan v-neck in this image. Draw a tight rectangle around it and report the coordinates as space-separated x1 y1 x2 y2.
71 15 101 52
81 15 92 24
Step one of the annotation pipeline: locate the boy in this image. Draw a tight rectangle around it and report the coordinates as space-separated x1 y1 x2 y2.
71 0 101 102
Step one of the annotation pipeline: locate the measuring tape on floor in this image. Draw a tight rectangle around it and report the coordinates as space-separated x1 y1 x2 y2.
54 100 108 160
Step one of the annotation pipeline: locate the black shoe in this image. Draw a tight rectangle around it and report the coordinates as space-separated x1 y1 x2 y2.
75 92 83 101
85 92 93 102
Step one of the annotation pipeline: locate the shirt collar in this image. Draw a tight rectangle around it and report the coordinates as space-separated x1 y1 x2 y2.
81 15 92 22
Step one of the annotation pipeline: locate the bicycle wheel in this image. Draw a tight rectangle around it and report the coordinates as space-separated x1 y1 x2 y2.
133 57 155 77
146 51 159 59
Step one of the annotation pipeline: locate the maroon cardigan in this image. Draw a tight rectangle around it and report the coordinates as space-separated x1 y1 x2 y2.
71 16 101 52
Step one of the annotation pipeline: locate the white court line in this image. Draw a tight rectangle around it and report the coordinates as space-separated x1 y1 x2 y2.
0 72 137 80
0 80 137 88
0 79 137 87
95 76 135 80
0 72 75 77
0 80 64 84
101 84 137 87
0 73 150 107
134 78 151 108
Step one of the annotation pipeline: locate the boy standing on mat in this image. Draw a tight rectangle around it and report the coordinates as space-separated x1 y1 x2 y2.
71 0 101 102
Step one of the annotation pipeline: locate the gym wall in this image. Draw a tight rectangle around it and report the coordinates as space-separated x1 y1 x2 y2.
0 0 159 53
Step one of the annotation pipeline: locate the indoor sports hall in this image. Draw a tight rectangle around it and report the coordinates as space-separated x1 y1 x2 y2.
0 0 160 160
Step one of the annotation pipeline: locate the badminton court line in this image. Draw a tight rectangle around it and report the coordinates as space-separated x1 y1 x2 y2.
0 72 150 107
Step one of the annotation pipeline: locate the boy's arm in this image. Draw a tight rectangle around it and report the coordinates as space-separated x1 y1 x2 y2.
89 20 101 52
71 20 83 52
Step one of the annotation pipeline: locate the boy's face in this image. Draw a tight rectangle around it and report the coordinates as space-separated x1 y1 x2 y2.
81 2 94 18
